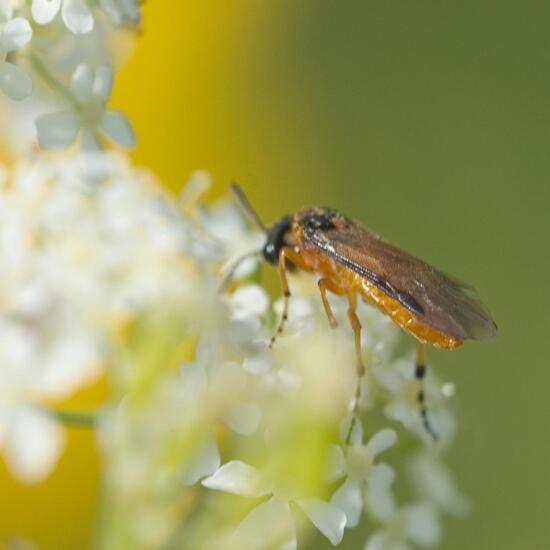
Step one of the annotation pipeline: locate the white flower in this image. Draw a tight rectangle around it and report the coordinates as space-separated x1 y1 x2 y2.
362 458 443 550
374 355 456 446
0 154 198 480
0 406 65 483
227 284 269 323
35 63 135 155
203 460 347 548
180 341 263 486
198 188 265 283
32 0 93 35
407 452 469 517
365 502 442 550
0 1 32 100
329 423 397 528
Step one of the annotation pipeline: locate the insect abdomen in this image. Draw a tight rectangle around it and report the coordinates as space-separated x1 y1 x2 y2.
357 279 462 349
296 245 462 349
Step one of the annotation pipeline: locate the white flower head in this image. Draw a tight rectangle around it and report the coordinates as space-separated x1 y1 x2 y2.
203 460 347 548
329 422 398 528
0 1 32 100
199 194 265 283
363 457 443 550
178 344 263 486
32 0 94 35
1 407 65 483
35 63 135 161
408 451 469 517
365 502 442 550
0 154 199 481
374 355 456 446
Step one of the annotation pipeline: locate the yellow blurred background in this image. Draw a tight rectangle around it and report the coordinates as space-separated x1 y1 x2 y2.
2 1 550 549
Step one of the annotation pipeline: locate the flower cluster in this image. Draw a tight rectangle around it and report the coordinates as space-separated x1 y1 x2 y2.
0 0 140 158
98 185 466 549
0 154 200 481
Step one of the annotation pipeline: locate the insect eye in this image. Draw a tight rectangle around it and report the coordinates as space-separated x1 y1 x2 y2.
263 216 293 265
263 242 278 264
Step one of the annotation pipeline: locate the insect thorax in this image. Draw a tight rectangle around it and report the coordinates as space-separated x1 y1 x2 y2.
296 207 346 240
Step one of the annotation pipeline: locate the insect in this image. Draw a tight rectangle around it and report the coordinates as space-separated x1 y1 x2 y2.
227 183 497 441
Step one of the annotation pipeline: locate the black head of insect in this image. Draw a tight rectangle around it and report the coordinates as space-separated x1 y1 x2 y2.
262 215 293 264
230 182 294 266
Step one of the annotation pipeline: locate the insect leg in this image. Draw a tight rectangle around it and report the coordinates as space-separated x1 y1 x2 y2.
345 292 365 444
318 278 338 328
269 247 293 349
415 343 438 441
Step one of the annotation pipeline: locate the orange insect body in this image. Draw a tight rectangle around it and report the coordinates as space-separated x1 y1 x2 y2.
293 236 462 350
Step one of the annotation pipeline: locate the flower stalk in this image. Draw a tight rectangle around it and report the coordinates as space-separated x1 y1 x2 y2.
41 407 97 428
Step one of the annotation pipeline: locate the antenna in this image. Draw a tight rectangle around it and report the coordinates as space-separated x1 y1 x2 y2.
218 250 261 292
218 182 267 293
231 182 267 232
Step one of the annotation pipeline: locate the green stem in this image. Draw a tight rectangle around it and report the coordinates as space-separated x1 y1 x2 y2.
28 53 80 110
41 407 97 428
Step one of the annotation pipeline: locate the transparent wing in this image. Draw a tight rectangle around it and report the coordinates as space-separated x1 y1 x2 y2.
301 211 497 341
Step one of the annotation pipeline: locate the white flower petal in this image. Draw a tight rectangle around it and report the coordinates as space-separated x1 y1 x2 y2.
406 503 441 547
182 434 220 485
100 110 136 149
181 359 209 394
225 402 261 436
409 453 469 516
348 417 363 445
32 0 61 25
366 428 397 457
61 0 93 34
273 295 312 326
36 110 79 149
0 62 32 101
235 497 296 550
366 463 396 521
93 65 114 101
242 347 272 375
223 254 259 281
6 409 65 483
228 284 269 321
1 18 32 51
35 331 103 397
202 460 270 498
325 444 345 483
80 129 110 181
296 498 346 545
373 365 403 394
0 0 13 21
80 127 101 153
331 479 363 528
441 382 455 398
365 532 385 550
70 63 93 102
280 538 297 550
386 401 417 430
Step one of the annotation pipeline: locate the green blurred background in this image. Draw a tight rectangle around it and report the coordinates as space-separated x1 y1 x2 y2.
2 1 549 548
